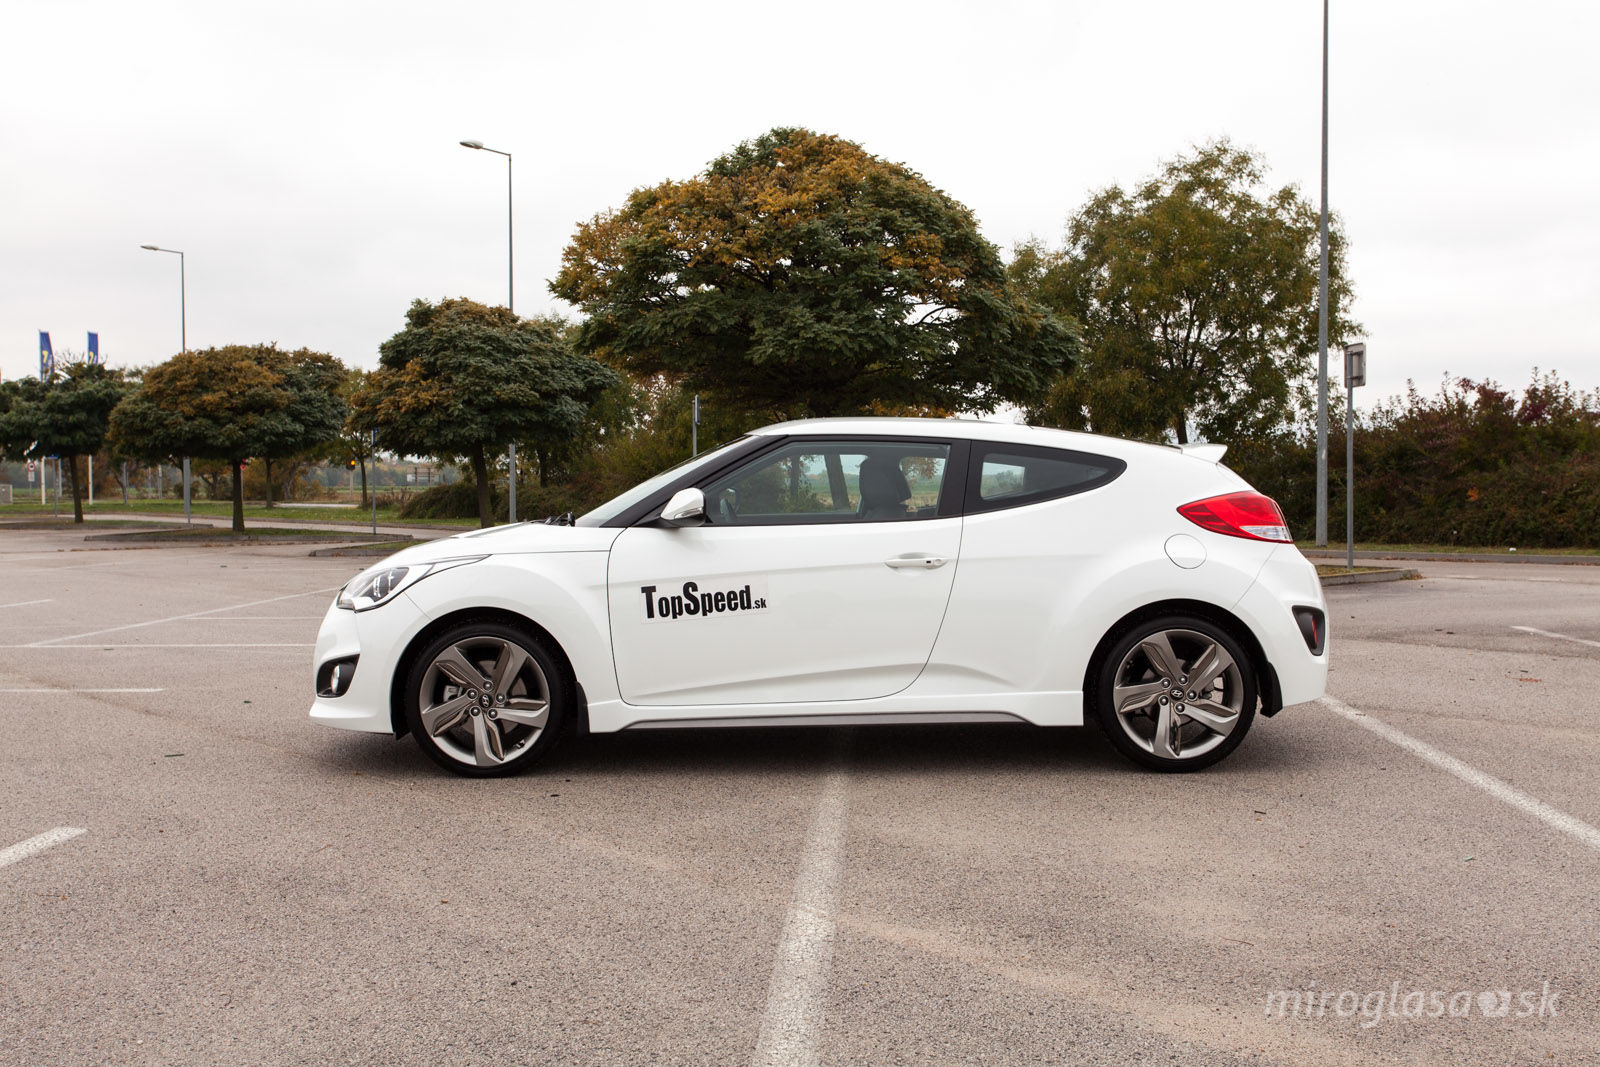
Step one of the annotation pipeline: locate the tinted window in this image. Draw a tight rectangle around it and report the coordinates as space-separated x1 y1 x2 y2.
702 440 951 525
966 443 1124 513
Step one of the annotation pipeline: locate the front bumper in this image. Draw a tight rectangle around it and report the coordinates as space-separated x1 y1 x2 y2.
308 592 429 734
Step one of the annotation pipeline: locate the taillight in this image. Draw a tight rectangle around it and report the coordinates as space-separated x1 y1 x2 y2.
1177 492 1292 543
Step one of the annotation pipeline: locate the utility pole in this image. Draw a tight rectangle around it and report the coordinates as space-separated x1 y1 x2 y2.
1314 0 1332 546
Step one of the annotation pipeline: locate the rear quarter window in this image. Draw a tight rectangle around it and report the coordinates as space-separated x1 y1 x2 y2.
966 443 1126 513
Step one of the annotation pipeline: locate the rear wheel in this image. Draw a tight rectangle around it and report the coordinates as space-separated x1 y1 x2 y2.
1094 616 1256 772
403 621 568 777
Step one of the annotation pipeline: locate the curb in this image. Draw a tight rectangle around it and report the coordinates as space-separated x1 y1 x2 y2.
1319 567 1421 586
83 530 390 546
1303 549 1600 566
308 543 423 558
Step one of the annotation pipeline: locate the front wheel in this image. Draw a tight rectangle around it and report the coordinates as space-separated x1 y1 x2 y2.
402 621 569 777
1093 616 1257 772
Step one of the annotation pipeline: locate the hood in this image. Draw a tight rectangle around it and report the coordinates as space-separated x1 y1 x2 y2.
381 522 621 567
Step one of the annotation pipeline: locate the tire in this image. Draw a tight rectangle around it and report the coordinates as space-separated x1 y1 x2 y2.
1093 615 1257 772
402 620 569 778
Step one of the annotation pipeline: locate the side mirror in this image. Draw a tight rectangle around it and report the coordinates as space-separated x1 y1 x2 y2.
659 487 706 527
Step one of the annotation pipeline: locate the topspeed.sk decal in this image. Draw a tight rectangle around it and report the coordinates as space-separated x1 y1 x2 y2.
641 579 769 622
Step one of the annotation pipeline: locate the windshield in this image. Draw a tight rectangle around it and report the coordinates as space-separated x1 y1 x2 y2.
575 437 753 527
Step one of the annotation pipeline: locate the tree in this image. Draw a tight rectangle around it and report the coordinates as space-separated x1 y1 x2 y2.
107 345 347 531
352 298 620 527
0 358 127 523
334 368 376 507
551 127 1077 417
1022 141 1356 444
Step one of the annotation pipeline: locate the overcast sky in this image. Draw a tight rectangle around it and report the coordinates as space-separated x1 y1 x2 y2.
5 0 1597 410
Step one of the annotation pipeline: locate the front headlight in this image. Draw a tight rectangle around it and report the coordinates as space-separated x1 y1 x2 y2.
336 555 486 612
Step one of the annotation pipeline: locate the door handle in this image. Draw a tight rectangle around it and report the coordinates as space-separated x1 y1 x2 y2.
884 555 948 569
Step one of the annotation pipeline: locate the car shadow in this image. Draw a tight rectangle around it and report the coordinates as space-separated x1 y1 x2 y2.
314 717 1314 783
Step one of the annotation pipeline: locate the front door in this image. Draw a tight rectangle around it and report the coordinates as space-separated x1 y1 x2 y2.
606 438 961 707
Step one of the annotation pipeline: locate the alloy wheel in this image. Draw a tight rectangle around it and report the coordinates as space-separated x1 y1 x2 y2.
417 635 551 768
1111 627 1244 761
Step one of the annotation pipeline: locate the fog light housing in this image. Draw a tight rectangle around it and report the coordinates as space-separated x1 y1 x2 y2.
316 656 360 698
1293 607 1326 656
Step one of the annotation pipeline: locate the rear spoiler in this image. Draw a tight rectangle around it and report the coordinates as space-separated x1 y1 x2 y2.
1178 443 1228 463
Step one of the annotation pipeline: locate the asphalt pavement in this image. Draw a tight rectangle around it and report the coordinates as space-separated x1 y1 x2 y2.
1 528 1596 1065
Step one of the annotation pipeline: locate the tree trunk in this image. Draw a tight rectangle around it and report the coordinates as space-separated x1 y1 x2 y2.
66 454 84 524
264 457 274 508
470 446 491 528
358 457 369 508
1175 419 1190 445
537 448 549 488
119 461 130 505
231 461 245 532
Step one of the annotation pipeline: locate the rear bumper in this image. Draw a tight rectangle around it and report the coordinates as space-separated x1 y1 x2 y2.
1235 546 1328 709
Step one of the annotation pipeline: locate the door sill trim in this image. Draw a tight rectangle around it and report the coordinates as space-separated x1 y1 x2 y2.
622 711 1027 730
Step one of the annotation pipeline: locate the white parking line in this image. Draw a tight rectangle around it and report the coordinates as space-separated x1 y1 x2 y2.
752 759 851 1067
1323 696 1600 853
0 688 165 693
0 827 87 870
0 643 314 649
0 599 54 609
1513 625 1600 650
28 587 339 646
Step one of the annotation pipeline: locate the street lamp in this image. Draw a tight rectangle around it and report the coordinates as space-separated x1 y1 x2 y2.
459 138 518 523
1314 0 1332 546
140 244 192 524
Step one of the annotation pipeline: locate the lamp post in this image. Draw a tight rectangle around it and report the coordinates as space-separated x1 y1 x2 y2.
459 138 518 523
1314 0 1331 547
140 244 192 525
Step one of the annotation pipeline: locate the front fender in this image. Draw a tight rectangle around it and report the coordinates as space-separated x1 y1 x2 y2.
400 551 619 707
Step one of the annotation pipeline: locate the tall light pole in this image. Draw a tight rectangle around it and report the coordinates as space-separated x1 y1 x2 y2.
459 138 518 523
1314 0 1331 546
140 244 192 525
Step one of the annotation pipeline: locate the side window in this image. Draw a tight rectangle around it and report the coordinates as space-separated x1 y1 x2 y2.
702 440 951 525
967 443 1125 513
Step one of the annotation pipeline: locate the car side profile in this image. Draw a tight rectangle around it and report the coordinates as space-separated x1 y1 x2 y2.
310 418 1328 776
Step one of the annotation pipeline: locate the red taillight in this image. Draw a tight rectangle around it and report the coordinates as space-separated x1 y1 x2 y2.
1178 492 1292 543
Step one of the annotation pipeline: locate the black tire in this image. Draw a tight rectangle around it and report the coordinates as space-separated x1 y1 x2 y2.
1093 614 1257 773
402 620 569 778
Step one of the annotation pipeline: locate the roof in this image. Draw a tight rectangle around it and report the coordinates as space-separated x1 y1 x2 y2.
749 416 1181 462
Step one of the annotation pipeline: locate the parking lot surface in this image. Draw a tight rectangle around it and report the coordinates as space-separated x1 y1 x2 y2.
2 527 1596 1065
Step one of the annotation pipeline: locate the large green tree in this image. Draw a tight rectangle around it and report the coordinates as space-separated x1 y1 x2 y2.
0 359 127 523
1020 141 1356 444
352 298 620 527
108 345 347 531
551 127 1077 417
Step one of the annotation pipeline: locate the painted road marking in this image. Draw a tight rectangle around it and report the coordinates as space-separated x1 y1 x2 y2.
0 599 54 609
752 756 851 1067
0 688 165 693
28 587 340 646
0 643 314 649
1513 625 1600 650
1323 696 1600 853
0 827 87 870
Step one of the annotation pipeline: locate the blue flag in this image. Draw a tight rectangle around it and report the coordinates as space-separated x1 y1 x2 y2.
39 331 53 379
87 332 100 365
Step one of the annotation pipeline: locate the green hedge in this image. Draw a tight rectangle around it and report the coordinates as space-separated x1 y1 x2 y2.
1227 372 1600 548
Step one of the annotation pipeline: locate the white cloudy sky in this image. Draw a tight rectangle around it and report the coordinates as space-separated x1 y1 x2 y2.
4 0 1597 408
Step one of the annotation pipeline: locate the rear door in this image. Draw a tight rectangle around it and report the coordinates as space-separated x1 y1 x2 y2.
606 437 964 707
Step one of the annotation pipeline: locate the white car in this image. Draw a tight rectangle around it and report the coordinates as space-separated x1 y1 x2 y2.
310 418 1327 776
